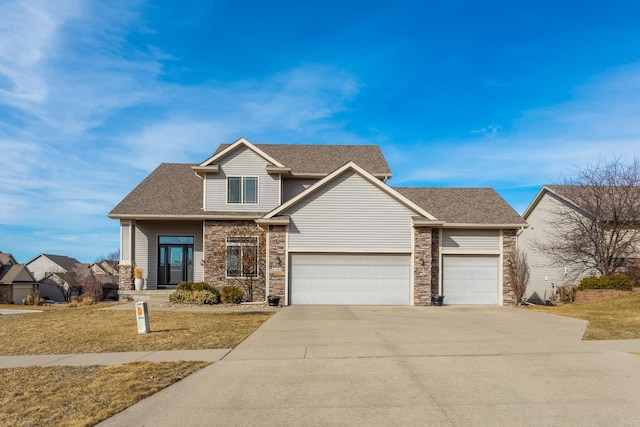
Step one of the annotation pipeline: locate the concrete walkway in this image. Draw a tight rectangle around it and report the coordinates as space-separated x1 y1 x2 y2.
0 349 230 368
97 305 640 426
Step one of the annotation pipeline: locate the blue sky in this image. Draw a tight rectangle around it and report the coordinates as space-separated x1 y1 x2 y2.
1 1 640 263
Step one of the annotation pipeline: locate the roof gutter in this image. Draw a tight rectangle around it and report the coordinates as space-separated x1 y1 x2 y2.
107 213 266 220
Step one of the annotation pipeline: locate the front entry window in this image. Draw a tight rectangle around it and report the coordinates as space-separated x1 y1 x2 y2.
226 237 259 278
158 236 194 286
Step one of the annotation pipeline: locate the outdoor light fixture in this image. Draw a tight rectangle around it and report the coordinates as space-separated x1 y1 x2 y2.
276 257 282 266
420 259 425 266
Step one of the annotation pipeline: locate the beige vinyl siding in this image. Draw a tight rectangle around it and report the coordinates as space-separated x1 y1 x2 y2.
442 230 500 252
282 178 318 203
120 221 131 262
519 192 592 302
284 171 414 251
134 221 204 289
204 147 280 211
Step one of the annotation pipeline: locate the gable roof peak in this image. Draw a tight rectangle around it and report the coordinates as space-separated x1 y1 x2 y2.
263 161 437 221
199 137 285 168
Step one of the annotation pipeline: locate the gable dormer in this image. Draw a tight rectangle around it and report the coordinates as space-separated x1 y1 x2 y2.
193 138 284 213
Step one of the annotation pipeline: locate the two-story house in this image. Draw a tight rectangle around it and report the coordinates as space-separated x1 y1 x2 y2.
109 138 527 305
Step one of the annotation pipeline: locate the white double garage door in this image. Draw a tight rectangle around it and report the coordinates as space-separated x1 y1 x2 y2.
289 253 499 305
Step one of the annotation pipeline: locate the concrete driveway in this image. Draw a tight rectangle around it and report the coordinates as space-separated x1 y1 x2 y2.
100 306 640 426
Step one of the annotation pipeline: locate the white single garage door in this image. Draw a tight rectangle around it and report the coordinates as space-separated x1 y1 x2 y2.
290 253 411 305
442 255 499 304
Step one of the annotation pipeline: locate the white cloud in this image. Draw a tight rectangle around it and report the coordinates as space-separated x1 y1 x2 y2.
114 64 362 171
0 0 165 136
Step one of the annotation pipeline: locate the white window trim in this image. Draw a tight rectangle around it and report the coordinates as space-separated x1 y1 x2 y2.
225 236 260 278
226 176 259 205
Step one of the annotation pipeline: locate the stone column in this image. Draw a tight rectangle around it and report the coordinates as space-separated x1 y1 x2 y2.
268 225 287 303
413 227 432 305
502 229 517 305
431 228 440 296
119 264 134 290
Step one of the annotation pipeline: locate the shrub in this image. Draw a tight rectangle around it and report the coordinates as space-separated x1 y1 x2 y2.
68 294 96 307
169 289 219 305
553 285 576 303
600 274 634 290
176 281 217 293
220 286 244 304
577 274 634 291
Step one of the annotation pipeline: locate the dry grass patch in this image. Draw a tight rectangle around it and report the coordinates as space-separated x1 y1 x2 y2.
0 304 273 355
0 361 209 427
523 292 640 340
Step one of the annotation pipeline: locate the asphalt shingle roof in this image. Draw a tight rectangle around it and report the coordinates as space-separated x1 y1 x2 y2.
0 264 35 284
111 143 525 225
39 254 83 272
539 185 640 221
394 187 527 225
214 144 392 175
110 164 204 216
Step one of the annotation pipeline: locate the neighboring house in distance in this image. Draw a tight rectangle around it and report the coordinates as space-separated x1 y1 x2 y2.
91 260 120 300
26 254 85 281
38 260 119 302
0 251 38 304
26 254 89 302
40 272 80 301
109 138 527 306
519 185 640 303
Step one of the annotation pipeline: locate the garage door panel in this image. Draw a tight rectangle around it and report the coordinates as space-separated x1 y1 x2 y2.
443 255 499 305
290 254 410 305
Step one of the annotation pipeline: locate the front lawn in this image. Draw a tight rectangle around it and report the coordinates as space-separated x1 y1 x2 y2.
523 292 640 340
0 303 273 355
0 303 272 426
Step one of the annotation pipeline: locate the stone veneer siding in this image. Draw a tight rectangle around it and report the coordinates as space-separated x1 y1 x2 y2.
119 265 133 290
267 225 287 304
203 220 266 302
413 227 432 305
431 229 440 296
502 229 517 305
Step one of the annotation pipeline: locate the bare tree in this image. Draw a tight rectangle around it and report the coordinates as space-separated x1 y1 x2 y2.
82 270 103 302
202 225 266 302
508 248 530 304
535 157 640 276
94 250 120 263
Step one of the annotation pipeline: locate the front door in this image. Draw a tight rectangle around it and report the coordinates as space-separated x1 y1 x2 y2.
158 236 194 286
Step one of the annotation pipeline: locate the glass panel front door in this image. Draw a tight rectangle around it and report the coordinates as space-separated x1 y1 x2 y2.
169 246 184 284
158 236 194 286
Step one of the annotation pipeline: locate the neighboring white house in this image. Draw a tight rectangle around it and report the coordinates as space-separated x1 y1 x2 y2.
26 254 85 281
519 185 640 302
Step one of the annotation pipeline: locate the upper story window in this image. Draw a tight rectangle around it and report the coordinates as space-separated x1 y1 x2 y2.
227 176 258 204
